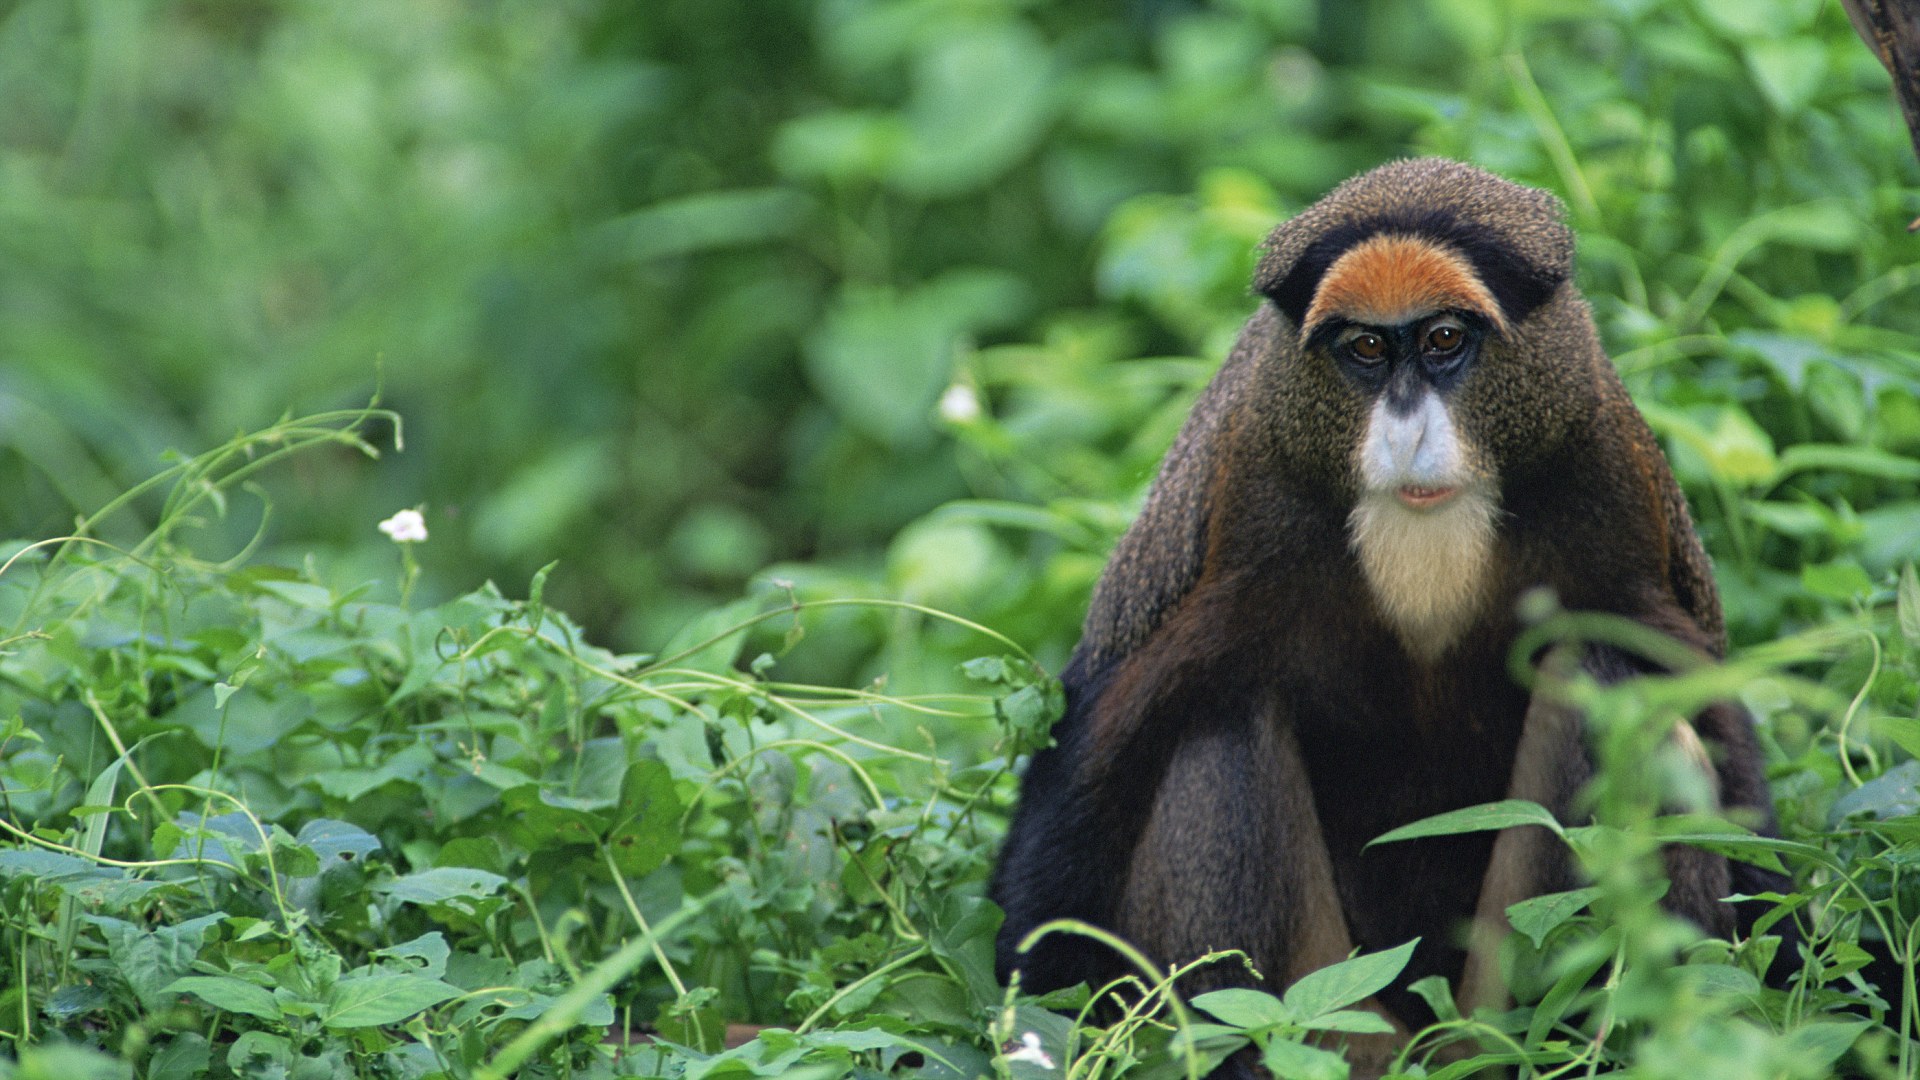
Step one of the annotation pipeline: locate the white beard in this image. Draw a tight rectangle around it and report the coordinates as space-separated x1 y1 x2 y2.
1348 393 1501 663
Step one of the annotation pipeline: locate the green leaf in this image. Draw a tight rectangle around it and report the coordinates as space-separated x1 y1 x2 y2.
1776 444 1920 484
165 975 282 1021
0 849 106 880
608 758 684 878
295 818 381 869
1299 1008 1397 1034
377 867 508 907
1650 816 1797 873
1876 716 1920 761
1282 939 1418 1020
1505 887 1602 949
1833 761 1920 821
1406 975 1460 1022
1192 987 1290 1030
147 1035 213 1080
1801 560 1872 602
598 188 812 262
1672 963 1761 999
1259 1037 1349 1080
889 24 1056 197
94 913 224 1012
1781 1019 1872 1067
1743 39 1827 113
1369 800 1563 847
803 271 1028 447
320 974 460 1029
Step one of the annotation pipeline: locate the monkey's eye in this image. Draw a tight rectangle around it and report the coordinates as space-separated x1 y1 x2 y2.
1423 322 1465 355
1346 332 1387 363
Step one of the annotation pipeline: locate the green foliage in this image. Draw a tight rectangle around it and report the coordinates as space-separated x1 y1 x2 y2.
4 0 1920 1077
0 411 1054 1077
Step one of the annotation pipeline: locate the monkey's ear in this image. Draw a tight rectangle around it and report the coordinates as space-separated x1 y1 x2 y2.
1251 159 1575 331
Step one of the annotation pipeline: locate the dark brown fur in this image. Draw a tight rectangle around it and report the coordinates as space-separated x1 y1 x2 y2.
991 160 1779 1042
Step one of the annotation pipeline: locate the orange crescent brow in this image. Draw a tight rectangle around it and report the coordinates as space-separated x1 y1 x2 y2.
1302 235 1509 337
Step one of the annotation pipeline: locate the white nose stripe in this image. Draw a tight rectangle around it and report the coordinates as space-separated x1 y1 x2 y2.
1362 393 1461 487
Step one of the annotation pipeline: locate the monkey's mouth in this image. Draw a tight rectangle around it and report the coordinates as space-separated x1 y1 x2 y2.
1395 485 1459 510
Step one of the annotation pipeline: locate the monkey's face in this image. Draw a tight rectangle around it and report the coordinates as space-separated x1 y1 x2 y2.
1297 234 1509 660
1246 160 1590 658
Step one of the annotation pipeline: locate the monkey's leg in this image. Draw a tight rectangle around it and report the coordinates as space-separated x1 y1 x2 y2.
1116 708 1350 985
1461 648 1744 1013
1116 707 1408 1076
1459 671 1590 1014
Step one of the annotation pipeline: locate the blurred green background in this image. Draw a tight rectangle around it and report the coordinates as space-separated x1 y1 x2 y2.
4 0 1918 690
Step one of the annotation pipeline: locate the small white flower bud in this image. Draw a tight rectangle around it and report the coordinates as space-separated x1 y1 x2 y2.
378 509 428 543
938 383 982 424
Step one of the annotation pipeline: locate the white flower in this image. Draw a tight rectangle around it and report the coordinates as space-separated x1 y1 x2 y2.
1003 1032 1055 1070
378 508 428 543
938 383 982 424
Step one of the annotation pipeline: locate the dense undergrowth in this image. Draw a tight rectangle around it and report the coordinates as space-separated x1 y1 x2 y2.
7 0 1920 1077
0 409 1917 1079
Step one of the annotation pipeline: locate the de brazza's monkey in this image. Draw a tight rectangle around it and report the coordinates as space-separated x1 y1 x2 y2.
990 159 1780 1042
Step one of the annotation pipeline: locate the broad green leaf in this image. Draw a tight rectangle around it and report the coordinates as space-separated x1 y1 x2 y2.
1672 963 1761 999
147 1035 213 1080
1781 1019 1872 1067
1192 987 1290 1029
45 984 109 1022
378 867 507 907
1876 716 1920 762
1259 1037 1348 1080
165 975 281 1021
375 932 450 980
0 849 105 880
1743 39 1827 114
890 24 1055 196
804 271 1029 447
295 818 381 868
606 758 683 877
1369 800 1563 847
1282 939 1418 1020
226 1031 292 1075
1801 560 1872 602
321 974 460 1029
1299 1008 1397 1034
499 784 607 850
1505 887 1602 949
93 913 224 1012
1833 761 1920 822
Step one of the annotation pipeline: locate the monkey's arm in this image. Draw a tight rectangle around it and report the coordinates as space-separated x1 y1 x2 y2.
991 582 1353 997
1460 635 1782 1011
1077 310 1274 668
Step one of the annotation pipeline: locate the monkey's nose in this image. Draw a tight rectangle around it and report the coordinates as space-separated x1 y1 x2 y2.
1383 414 1427 471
